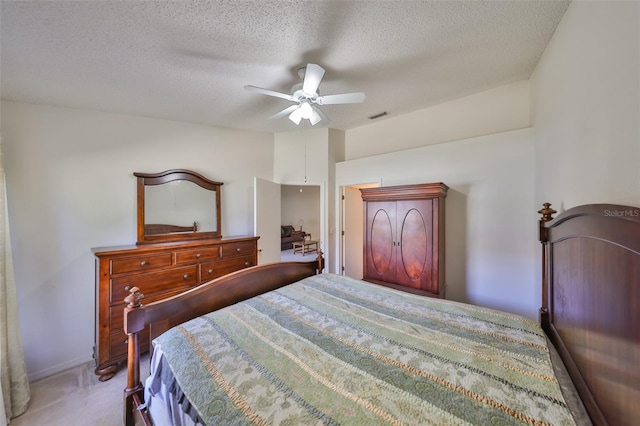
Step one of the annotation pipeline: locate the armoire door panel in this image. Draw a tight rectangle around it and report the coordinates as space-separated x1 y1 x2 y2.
397 200 433 290
365 201 396 283
398 208 428 282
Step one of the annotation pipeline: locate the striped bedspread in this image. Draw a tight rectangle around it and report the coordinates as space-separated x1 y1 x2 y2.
146 273 577 425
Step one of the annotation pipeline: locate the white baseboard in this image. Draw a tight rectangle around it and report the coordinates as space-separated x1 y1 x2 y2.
28 354 94 383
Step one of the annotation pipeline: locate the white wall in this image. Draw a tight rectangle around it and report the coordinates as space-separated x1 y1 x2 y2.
531 0 640 210
273 128 329 185
1 101 274 380
337 128 537 320
340 78 535 318
346 80 530 160
327 129 346 270
274 128 335 269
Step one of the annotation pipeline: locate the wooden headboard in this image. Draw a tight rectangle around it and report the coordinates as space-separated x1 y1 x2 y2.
539 203 640 425
144 222 197 235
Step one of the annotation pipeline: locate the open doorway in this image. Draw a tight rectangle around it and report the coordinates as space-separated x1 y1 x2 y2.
280 184 321 261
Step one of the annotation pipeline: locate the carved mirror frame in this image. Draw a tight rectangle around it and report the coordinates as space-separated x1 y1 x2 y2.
135 169 223 244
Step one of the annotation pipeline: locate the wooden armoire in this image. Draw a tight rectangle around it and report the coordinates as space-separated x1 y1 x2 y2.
360 183 448 298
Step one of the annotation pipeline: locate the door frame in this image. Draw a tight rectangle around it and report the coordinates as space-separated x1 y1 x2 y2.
280 182 325 263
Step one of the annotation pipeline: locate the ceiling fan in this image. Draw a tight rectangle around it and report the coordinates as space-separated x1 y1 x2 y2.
244 63 366 126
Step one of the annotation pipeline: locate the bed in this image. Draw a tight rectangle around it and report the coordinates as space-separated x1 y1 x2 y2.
123 203 640 425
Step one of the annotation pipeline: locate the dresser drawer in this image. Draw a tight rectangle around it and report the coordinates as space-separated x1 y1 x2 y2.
220 241 255 259
200 255 255 281
109 288 193 332
174 247 221 265
110 253 173 275
110 265 197 303
110 327 150 360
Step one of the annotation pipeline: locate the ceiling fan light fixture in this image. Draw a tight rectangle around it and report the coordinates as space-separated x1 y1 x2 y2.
299 101 313 119
288 101 322 126
309 107 322 125
288 105 303 125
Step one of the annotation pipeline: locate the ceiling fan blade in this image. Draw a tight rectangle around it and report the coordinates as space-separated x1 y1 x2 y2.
302 63 325 96
268 104 299 120
316 92 366 105
244 85 295 102
288 105 304 125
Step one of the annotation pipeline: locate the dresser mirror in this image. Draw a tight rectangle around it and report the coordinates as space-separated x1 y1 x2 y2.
135 169 223 244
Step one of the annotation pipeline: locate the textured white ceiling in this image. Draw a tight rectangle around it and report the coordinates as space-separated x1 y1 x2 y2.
1 1 570 133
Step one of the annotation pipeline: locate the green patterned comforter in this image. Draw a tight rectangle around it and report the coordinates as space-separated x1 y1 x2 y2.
148 273 576 425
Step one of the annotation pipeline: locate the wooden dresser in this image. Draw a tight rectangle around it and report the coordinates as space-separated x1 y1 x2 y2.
360 183 447 298
93 236 258 381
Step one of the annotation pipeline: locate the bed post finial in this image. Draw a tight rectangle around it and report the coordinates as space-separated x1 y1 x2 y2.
124 287 144 308
538 202 557 223
538 203 557 244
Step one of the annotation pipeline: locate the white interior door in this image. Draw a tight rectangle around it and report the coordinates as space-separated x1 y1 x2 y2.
254 177 281 265
342 186 365 278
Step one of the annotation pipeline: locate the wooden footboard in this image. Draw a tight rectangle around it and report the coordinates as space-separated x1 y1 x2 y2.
123 253 324 426
539 203 640 425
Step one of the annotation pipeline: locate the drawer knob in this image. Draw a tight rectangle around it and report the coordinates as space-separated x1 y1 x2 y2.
236 248 241 252
208 269 213 274
183 274 189 279
124 285 131 291
196 253 201 258
140 261 148 266
244 262 249 266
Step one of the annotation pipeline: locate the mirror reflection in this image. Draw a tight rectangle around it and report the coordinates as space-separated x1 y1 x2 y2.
144 180 217 234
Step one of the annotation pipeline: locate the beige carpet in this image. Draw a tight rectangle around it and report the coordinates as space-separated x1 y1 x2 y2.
10 356 149 426
280 248 318 261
